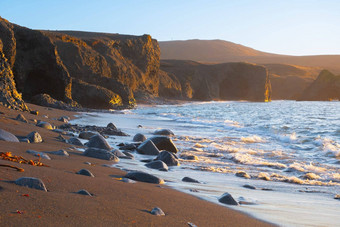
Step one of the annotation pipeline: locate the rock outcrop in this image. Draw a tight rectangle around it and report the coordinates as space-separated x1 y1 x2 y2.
298 70 340 101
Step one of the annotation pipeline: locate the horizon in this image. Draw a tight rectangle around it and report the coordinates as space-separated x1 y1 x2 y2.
2 0 340 56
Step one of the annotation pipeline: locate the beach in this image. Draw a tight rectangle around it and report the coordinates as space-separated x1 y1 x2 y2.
0 103 273 227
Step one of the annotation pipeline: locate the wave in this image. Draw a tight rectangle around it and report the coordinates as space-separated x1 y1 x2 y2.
241 135 266 143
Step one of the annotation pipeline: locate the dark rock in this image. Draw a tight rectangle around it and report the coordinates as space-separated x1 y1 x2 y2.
243 184 256 190
107 123 117 130
67 137 83 146
334 194 340 200
125 171 164 184
84 148 119 161
76 169 94 177
27 131 43 143
0 129 19 142
122 151 135 159
49 149 69 157
137 140 160 155
31 94 80 110
133 133 147 142
15 114 28 123
19 138 30 143
57 134 67 142
235 171 251 179
145 160 168 171
155 151 179 166
150 207 165 216
79 131 98 140
154 129 174 136
76 189 92 196
182 177 200 183
111 149 127 158
26 150 51 160
119 143 137 151
53 129 68 135
15 177 47 191
121 178 136 183
37 121 53 130
87 134 111 150
149 136 178 153
218 192 239 205
180 154 198 160
30 110 39 115
140 159 154 163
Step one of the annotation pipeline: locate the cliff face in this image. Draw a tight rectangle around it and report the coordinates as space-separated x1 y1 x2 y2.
160 60 271 102
298 70 340 101
0 17 160 109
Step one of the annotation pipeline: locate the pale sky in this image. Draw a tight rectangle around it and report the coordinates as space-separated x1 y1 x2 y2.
1 0 340 56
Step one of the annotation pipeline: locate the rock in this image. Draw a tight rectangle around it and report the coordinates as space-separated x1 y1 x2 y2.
150 207 165 216
49 149 69 157
334 194 340 200
180 154 198 160
27 131 43 143
182 177 200 183
125 171 164 184
133 133 147 142
67 137 83 146
154 129 174 136
19 138 30 143
57 134 67 142
58 116 69 123
149 136 178 153
243 184 256 190
15 177 47 191
30 110 39 115
137 140 160 155
76 169 94 177
76 189 92 196
121 178 136 183
257 172 270 181
79 131 98 140
155 151 180 166
31 94 80 110
37 121 53 130
119 143 137 151
235 171 251 179
187 222 198 227
84 148 119 161
107 122 117 130
122 151 135 159
15 114 28 123
53 129 68 135
0 129 19 142
111 149 127 158
145 160 168 171
87 134 111 150
218 193 239 205
26 150 51 160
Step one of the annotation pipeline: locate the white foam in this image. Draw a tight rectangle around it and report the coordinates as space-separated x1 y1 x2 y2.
276 132 297 143
241 135 266 143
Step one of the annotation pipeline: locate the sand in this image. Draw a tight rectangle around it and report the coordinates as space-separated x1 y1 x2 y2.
0 104 274 226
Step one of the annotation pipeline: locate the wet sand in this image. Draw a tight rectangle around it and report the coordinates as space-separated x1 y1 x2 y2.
0 104 274 226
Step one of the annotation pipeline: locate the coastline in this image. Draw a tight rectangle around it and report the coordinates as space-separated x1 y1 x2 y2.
0 103 274 226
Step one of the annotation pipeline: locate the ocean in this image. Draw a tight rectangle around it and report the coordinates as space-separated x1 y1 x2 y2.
72 100 340 226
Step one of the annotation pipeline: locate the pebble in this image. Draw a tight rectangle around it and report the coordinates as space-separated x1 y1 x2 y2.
67 137 83 146
137 140 160 155
76 169 95 177
87 134 111 150
182 177 200 183
36 121 53 130
15 177 47 191
150 207 165 216
243 184 256 190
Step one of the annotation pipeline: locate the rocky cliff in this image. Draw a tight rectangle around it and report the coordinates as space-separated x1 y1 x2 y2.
298 70 340 101
0 17 160 109
160 60 271 102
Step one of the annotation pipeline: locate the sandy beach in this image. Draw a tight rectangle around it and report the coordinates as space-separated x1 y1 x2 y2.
0 103 274 227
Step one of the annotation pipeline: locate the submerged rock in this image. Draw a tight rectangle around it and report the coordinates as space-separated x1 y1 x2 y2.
107 122 117 130
218 192 239 205
84 148 119 161
125 171 164 184
137 140 160 155
150 207 165 216
133 133 147 142
0 129 19 142
145 160 168 171
153 129 174 136
87 134 111 150
149 136 178 153
27 131 43 143
67 137 83 146
235 171 251 179
155 151 180 166
15 177 47 191
243 184 256 190
182 177 200 183
76 169 94 177
180 154 198 160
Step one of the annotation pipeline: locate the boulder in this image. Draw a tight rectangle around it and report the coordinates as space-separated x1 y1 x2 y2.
133 133 147 142
125 171 164 184
154 129 174 136
58 116 69 123
218 193 239 205
15 114 28 123
155 151 179 166
67 137 83 146
150 207 165 216
119 143 137 151
79 131 99 140
0 128 19 142
145 160 168 171
149 136 178 153
27 131 43 143
137 140 160 155
37 121 53 130
87 134 111 150
15 177 47 191
182 177 200 183
107 122 117 130
76 169 94 177
76 189 92 196
26 150 51 160
84 148 119 161
49 149 69 157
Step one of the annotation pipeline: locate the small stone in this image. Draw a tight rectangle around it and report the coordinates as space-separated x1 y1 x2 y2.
37 121 53 130
49 149 69 157
235 171 251 179
150 207 165 216
84 162 92 165
0 129 19 142
30 110 39 115
243 184 256 190
15 114 28 123
218 193 239 205
153 129 174 136
145 160 169 171
15 177 47 191
133 133 147 142
182 177 200 183
125 171 164 184
26 150 51 160
76 169 95 177
67 137 83 146
76 189 92 196
27 131 43 143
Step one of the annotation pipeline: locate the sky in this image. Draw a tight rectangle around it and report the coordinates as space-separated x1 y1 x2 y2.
1 0 340 56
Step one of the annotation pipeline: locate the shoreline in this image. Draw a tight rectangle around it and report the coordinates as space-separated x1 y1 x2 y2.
0 103 274 226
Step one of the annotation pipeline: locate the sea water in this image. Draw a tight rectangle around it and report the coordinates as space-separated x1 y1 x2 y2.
72 100 340 227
